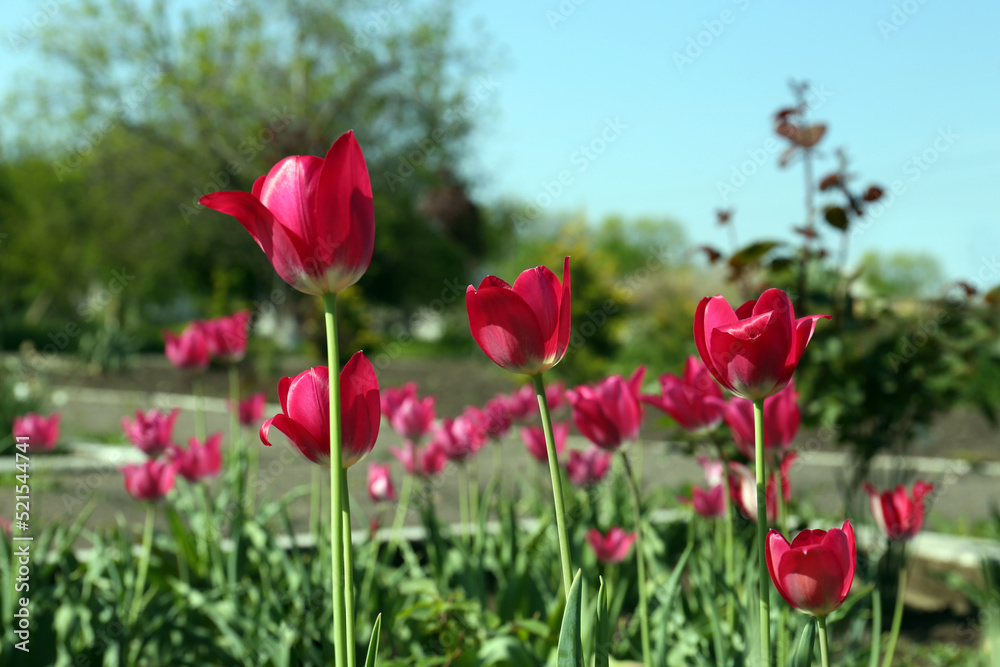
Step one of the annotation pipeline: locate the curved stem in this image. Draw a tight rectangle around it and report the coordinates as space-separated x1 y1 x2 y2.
881 555 908 667
817 615 830 667
531 373 573 598
342 469 356 666
622 453 651 666
322 293 348 667
753 399 771 666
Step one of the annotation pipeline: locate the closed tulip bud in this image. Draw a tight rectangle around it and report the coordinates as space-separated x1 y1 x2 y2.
587 527 637 564
12 412 60 452
766 520 856 616
863 481 934 541
122 460 177 501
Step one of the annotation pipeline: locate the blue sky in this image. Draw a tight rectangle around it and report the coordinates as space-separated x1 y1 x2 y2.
453 0 1000 283
2 0 997 283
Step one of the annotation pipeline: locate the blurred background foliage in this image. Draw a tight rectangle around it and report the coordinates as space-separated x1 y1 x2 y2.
2 0 1000 477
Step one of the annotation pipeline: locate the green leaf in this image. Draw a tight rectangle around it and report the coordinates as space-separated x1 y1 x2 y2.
364 613 382 667
790 617 816 667
594 576 610 667
557 570 584 667
654 537 694 664
728 241 782 269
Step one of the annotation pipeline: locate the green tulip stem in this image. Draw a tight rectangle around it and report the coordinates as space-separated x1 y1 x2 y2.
775 468 789 667
881 554 908 667
753 399 771 666
130 504 156 625
458 465 470 546
322 293 349 667
531 373 573 598
311 466 322 538
714 438 735 629
193 377 206 442
817 615 830 667
869 583 882 667
622 452 652 667
387 472 413 562
342 469 356 666
228 365 242 500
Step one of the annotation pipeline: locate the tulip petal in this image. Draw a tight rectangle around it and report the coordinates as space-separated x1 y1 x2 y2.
710 309 790 399
556 257 572 362
256 155 326 244
284 368 330 446
340 351 380 467
512 264 561 357
261 413 330 466
467 285 546 373
314 131 371 263
694 295 739 390
775 543 849 615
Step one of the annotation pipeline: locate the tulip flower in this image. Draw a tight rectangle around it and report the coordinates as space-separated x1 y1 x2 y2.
430 412 487 464
260 352 380 467
481 396 513 440
367 463 396 503
466 257 571 375
163 323 210 370
698 455 725 486
122 408 180 458
720 381 801 460
685 484 727 519
587 527 637 564
565 447 612 487
863 481 934 541
169 433 223 482
12 412 60 452
694 288 829 401
642 356 724 431
121 460 177 501
380 382 417 421
389 439 449 478
566 367 646 451
728 453 797 523
232 392 267 427
521 422 569 463
202 311 251 362
766 520 856 616
200 131 375 296
506 385 537 421
389 393 437 442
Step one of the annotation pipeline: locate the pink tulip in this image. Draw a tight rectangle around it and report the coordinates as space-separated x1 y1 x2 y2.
719 381 801 460
380 383 417 421
12 413 60 452
232 393 267 427
566 367 646 451
121 460 177 501
520 422 569 463
389 439 448 477
587 527 637 564
863 481 934 541
481 396 513 440
202 311 251 362
431 411 487 463
200 131 375 296
389 393 436 442
506 385 537 421
697 456 725 486
466 257 572 375
169 433 223 482
565 447 612 487
260 352 380 468
367 463 396 502
766 521 856 616
122 408 180 458
680 484 727 519
694 288 829 400
163 323 210 370
642 356 725 431
728 453 797 523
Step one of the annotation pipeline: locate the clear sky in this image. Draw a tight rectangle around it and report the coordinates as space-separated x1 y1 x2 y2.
453 0 1000 283
2 0 997 283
